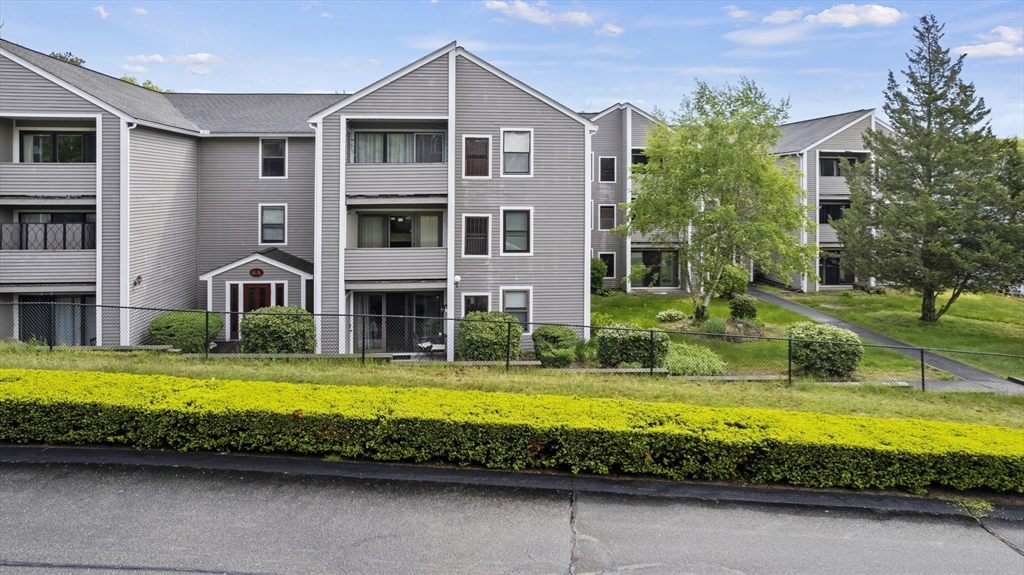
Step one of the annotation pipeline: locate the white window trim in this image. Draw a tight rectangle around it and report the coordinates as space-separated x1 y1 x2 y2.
461 213 492 258
499 206 534 257
258 203 288 246
258 137 288 179
461 134 492 179
597 204 616 231
500 127 534 178
461 292 492 317
500 285 533 334
597 252 616 278
224 280 292 341
598 156 617 183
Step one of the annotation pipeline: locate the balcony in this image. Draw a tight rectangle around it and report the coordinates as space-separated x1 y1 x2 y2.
0 163 97 197
819 176 850 199
345 248 447 283
819 223 840 245
346 163 448 199
0 222 96 251
0 250 96 284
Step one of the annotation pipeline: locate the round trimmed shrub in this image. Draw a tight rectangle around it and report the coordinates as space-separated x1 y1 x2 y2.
785 321 864 378
239 306 316 354
457 311 523 361
148 311 223 353
596 324 669 368
716 264 749 299
539 347 576 368
532 325 579 368
590 257 608 293
729 295 758 320
656 309 687 323
666 343 726 376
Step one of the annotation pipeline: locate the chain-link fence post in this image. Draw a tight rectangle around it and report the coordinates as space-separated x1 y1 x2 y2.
649 328 654 376
361 313 367 365
920 348 926 392
48 300 54 351
505 321 512 372
787 337 793 385
204 310 210 360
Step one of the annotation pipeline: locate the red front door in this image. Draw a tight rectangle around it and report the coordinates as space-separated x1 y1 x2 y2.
243 284 272 313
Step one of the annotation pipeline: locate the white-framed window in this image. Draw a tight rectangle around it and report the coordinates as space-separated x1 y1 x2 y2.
462 293 491 317
499 206 533 256
258 204 287 245
500 286 532 333
598 252 616 278
259 138 287 178
598 156 616 183
598 204 616 230
500 128 533 177
462 134 492 178
462 213 491 257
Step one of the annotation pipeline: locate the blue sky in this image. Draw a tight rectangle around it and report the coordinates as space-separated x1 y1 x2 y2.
1 1 1021 135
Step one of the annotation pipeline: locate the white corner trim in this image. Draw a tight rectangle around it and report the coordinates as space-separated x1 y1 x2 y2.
499 285 534 334
312 121 323 318
257 203 288 246
446 50 457 362
257 137 288 179
198 253 313 281
499 206 534 256
597 156 617 184
0 49 132 121
338 114 348 353
499 127 534 178
119 120 135 346
93 113 104 345
460 133 492 179
461 292 491 317
460 213 492 258
584 125 594 327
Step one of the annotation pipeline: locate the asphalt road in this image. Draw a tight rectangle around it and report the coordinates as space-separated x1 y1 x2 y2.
1 462 1021 575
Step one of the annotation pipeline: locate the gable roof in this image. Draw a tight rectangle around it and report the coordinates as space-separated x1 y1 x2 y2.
199 248 313 280
774 109 873 154
258 248 314 275
165 93 345 134
585 102 659 124
1 39 200 132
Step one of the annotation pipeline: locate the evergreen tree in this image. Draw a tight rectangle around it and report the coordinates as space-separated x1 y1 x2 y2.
836 14 1023 321
50 51 85 66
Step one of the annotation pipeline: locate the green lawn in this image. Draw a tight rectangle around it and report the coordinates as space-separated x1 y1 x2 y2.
775 289 1024 378
1 346 1022 428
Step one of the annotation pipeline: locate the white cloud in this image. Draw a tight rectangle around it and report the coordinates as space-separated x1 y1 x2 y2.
484 0 594 27
723 24 808 46
119 64 147 73
186 65 212 75
170 53 224 64
126 54 165 63
763 9 803 24
320 12 333 18
133 7 147 15
596 23 624 38
956 26 1024 58
93 5 109 19
988 25 1023 43
723 5 754 20
804 4 904 28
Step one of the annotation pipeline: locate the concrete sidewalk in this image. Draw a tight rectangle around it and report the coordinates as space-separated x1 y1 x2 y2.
748 287 1022 395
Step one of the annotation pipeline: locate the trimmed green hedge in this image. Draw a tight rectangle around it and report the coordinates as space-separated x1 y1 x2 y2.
457 312 523 361
596 324 670 368
240 306 316 354
2 369 1020 492
148 311 223 353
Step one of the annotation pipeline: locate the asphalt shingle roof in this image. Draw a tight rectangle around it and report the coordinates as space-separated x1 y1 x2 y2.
774 109 873 154
164 93 345 134
258 248 314 275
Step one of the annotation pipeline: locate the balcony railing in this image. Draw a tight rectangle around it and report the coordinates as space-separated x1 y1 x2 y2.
0 222 96 250
0 163 97 197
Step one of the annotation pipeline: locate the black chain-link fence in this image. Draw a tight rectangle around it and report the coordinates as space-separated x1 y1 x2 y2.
0 301 1021 394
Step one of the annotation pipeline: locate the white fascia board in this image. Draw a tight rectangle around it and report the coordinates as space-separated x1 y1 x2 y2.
308 42 457 122
588 102 660 125
455 49 596 130
586 103 623 123
198 253 313 281
204 132 314 138
798 110 875 155
0 49 132 122
131 119 201 136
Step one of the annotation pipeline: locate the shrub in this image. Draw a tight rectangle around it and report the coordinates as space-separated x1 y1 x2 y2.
532 325 580 368
239 306 316 354
596 324 669 368
729 295 758 320
1 368 1021 492
666 343 726 376
590 257 608 294
701 318 728 335
148 311 223 353
457 311 523 361
785 321 864 378
715 264 749 299
656 309 687 323
575 340 597 364
589 311 613 338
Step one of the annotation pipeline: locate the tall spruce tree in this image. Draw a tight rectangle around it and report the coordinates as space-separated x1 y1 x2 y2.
836 14 1024 322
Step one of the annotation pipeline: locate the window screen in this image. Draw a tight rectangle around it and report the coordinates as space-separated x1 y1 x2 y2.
599 206 615 230
503 290 529 327
599 157 616 182
503 131 531 175
261 206 286 243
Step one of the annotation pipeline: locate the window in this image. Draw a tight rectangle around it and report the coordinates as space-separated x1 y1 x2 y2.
259 205 286 244
502 130 531 175
5 212 97 250
818 203 849 224
501 209 531 254
599 157 616 183
464 136 490 177
463 294 490 316
598 205 616 230
20 131 96 163
463 215 490 256
598 252 615 278
353 132 446 164
357 212 442 248
820 156 857 177
631 148 648 165
502 289 530 330
261 139 286 178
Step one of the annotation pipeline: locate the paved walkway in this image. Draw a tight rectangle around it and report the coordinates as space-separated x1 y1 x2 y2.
747 287 1023 395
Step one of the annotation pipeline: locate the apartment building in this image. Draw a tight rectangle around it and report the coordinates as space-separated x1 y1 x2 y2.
0 40 594 355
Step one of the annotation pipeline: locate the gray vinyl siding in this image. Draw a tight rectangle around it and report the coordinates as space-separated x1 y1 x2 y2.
207 266 304 340
346 163 447 197
128 127 199 332
0 118 12 162
340 58 448 116
631 110 654 147
453 54 587 326
0 54 122 342
817 116 870 151
345 248 446 283
320 114 342 351
0 163 96 196
0 251 95 284
591 110 626 284
196 137 315 309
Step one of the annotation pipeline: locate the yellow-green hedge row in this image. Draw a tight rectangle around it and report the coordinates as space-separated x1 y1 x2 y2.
1 368 1021 492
